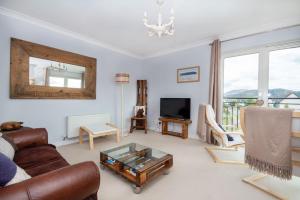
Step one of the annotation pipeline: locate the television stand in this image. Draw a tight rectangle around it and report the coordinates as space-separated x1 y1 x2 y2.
159 117 192 139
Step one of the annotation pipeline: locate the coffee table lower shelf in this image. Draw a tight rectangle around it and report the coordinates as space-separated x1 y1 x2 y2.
100 154 173 194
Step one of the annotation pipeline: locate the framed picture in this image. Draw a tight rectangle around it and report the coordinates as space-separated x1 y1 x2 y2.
177 66 200 83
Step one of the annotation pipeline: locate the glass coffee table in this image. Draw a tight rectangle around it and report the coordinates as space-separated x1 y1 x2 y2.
100 143 173 193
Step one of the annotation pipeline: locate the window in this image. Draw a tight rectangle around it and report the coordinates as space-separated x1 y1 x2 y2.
222 42 300 130
49 77 64 87
224 54 259 96
268 47 300 109
67 78 82 89
223 54 259 130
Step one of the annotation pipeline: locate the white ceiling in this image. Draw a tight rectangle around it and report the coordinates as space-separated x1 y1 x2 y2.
0 0 300 58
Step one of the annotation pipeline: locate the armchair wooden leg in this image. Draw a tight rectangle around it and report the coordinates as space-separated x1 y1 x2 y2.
205 146 246 165
144 119 147 134
79 128 84 144
242 174 287 200
89 134 94 150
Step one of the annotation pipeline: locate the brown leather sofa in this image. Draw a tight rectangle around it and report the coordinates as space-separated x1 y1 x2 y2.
0 128 100 200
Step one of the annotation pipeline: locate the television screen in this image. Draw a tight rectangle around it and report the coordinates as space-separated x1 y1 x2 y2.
160 98 191 119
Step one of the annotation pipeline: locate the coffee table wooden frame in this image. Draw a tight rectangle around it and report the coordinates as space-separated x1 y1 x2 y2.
100 148 173 193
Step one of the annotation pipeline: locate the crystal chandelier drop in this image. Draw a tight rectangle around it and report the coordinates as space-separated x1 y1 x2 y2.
143 0 175 38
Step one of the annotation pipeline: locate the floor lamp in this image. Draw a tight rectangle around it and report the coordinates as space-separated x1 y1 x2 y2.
115 73 129 137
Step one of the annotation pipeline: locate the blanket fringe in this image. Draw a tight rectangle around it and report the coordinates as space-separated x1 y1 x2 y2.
245 154 292 180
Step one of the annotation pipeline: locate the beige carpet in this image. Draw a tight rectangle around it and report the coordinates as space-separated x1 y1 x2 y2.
58 131 300 200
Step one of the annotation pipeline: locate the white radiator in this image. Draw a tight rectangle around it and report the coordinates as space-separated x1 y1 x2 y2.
67 114 111 138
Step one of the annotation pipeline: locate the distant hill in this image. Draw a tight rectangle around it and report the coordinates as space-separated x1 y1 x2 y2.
225 89 257 98
224 88 300 98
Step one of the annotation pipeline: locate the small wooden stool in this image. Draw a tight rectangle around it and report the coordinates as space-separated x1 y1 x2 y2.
130 117 147 133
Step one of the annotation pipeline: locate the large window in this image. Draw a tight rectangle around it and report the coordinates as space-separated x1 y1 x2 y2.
223 54 259 129
222 42 300 130
268 47 300 109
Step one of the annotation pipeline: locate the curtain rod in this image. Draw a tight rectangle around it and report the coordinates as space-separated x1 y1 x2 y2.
209 24 300 46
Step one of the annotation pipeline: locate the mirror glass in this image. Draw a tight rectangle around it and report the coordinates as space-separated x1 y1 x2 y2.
29 57 86 89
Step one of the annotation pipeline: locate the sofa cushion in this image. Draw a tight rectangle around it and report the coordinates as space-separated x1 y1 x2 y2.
0 152 17 186
6 165 31 186
14 144 69 177
0 133 15 160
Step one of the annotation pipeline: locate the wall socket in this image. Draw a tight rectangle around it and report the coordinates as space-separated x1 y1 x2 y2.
155 120 162 132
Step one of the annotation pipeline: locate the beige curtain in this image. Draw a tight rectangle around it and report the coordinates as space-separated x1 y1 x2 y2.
208 39 221 144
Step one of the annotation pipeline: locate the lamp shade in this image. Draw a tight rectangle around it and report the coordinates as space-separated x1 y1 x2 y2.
115 73 129 83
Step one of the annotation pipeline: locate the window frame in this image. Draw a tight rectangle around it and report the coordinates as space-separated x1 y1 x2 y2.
221 39 300 116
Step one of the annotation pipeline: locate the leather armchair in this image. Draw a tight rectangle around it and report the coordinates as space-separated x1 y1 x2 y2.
0 128 100 200
0 162 100 200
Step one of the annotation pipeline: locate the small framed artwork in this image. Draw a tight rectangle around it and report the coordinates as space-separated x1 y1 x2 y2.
177 66 200 83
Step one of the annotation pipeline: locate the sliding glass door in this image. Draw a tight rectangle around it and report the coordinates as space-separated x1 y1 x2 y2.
223 54 259 130
222 42 300 130
268 47 300 109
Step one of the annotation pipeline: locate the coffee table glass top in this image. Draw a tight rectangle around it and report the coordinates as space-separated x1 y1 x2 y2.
101 143 169 171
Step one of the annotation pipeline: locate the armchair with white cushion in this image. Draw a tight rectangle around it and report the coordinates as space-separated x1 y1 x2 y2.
205 105 245 164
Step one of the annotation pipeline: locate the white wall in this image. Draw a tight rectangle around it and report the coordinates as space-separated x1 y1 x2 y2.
0 14 145 144
144 26 300 139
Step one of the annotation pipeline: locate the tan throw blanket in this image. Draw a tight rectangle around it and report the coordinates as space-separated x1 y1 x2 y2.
244 107 293 180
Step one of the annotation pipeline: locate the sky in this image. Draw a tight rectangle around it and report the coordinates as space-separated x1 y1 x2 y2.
223 47 300 94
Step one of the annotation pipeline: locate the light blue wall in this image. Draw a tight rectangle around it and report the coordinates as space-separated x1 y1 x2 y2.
144 26 300 139
1 12 299 141
143 45 211 138
0 14 144 144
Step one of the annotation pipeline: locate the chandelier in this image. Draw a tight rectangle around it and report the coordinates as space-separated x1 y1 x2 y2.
48 63 68 72
143 0 175 38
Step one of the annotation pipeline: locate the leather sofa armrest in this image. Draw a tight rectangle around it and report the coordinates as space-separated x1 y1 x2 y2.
3 128 48 151
0 161 100 200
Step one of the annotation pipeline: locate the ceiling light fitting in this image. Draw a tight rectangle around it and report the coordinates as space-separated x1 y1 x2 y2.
143 0 175 38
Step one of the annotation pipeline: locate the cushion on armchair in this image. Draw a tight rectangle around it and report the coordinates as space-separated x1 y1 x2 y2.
14 144 69 177
217 123 234 141
6 165 31 186
0 133 15 160
0 152 17 186
0 152 31 186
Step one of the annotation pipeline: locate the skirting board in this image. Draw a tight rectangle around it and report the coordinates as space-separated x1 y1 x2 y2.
56 129 199 147
55 131 130 147
54 138 79 147
148 127 200 140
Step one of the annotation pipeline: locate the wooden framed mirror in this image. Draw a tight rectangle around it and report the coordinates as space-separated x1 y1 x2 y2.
10 38 96 99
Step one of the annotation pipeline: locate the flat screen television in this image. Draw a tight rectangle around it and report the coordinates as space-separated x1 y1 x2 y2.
160 98 191 119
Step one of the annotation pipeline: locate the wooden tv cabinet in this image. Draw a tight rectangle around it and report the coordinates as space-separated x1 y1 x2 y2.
159 117 192 139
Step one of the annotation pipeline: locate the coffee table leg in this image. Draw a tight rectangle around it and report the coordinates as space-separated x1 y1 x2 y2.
132 185 142 194
100 163 105 170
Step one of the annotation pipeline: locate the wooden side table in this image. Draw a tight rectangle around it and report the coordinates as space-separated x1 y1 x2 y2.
159 117 192 139
130 117 147 133
79 123 120 150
